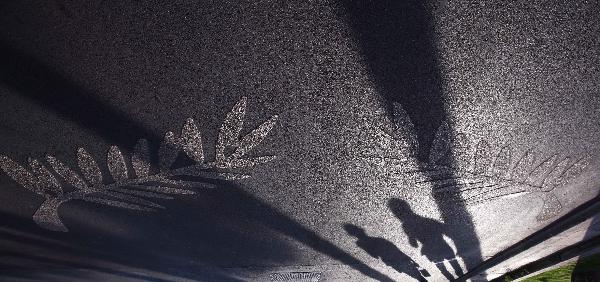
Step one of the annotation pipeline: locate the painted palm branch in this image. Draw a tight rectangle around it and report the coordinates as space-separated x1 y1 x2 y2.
0 97 278 232
377 103 589 221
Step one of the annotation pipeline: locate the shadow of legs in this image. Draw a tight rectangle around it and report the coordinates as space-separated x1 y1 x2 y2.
449 259 464 277
436 261 455 281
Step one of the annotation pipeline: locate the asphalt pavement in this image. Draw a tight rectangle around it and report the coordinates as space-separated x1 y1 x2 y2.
0 1 598 281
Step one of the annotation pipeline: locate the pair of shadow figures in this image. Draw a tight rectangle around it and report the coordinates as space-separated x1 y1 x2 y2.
345 198 464 281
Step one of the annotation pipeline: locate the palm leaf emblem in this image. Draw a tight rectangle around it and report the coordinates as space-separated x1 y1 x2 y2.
0 97 278 232
377 102 588 221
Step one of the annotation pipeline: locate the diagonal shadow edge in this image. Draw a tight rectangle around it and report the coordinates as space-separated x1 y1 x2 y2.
490 235 600 281
0 211 241 281
458 194 600 281
0 41 392 280
0 180 394 281
184 178 396 281
0 40 161 147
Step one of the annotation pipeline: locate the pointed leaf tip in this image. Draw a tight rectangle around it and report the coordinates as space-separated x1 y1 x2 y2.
231 115 278 159
77 148 103 186
472 140 493 175
390 102 418 149
159 131 180 171
216 97 248 163
0 155 40 193
107 146 128 182
46 155 89 191
429 120 451 164
181 118 204 163
132 139 151 177
29 158 62 195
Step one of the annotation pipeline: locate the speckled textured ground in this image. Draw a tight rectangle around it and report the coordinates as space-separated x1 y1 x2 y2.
0 1 598 281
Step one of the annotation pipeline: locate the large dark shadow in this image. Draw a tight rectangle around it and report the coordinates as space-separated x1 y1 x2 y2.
0 41 161 148
0 177 395 281
389 198 464 280
343 0 483 276
0 210 236 281
344 223 429 281
0 41 394 280
343 0 443 160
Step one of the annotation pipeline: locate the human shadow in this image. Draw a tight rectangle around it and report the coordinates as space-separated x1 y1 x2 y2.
388 198 464 281
343 0 484 274
344 223 429 281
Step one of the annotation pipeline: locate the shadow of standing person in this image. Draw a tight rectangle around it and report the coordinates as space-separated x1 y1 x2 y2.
344 224 429 281
388 198 464 281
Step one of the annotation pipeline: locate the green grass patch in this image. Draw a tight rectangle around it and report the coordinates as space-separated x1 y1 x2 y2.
511 253 600 282
520 261 576 282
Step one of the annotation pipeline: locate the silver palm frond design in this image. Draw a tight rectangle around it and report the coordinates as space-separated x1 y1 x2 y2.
378 102 589 221
0 97 278 232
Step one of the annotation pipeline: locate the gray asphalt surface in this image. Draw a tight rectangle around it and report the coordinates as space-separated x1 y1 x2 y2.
0 1 598 281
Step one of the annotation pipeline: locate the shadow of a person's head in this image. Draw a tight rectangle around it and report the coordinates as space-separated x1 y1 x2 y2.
388 198 414 221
